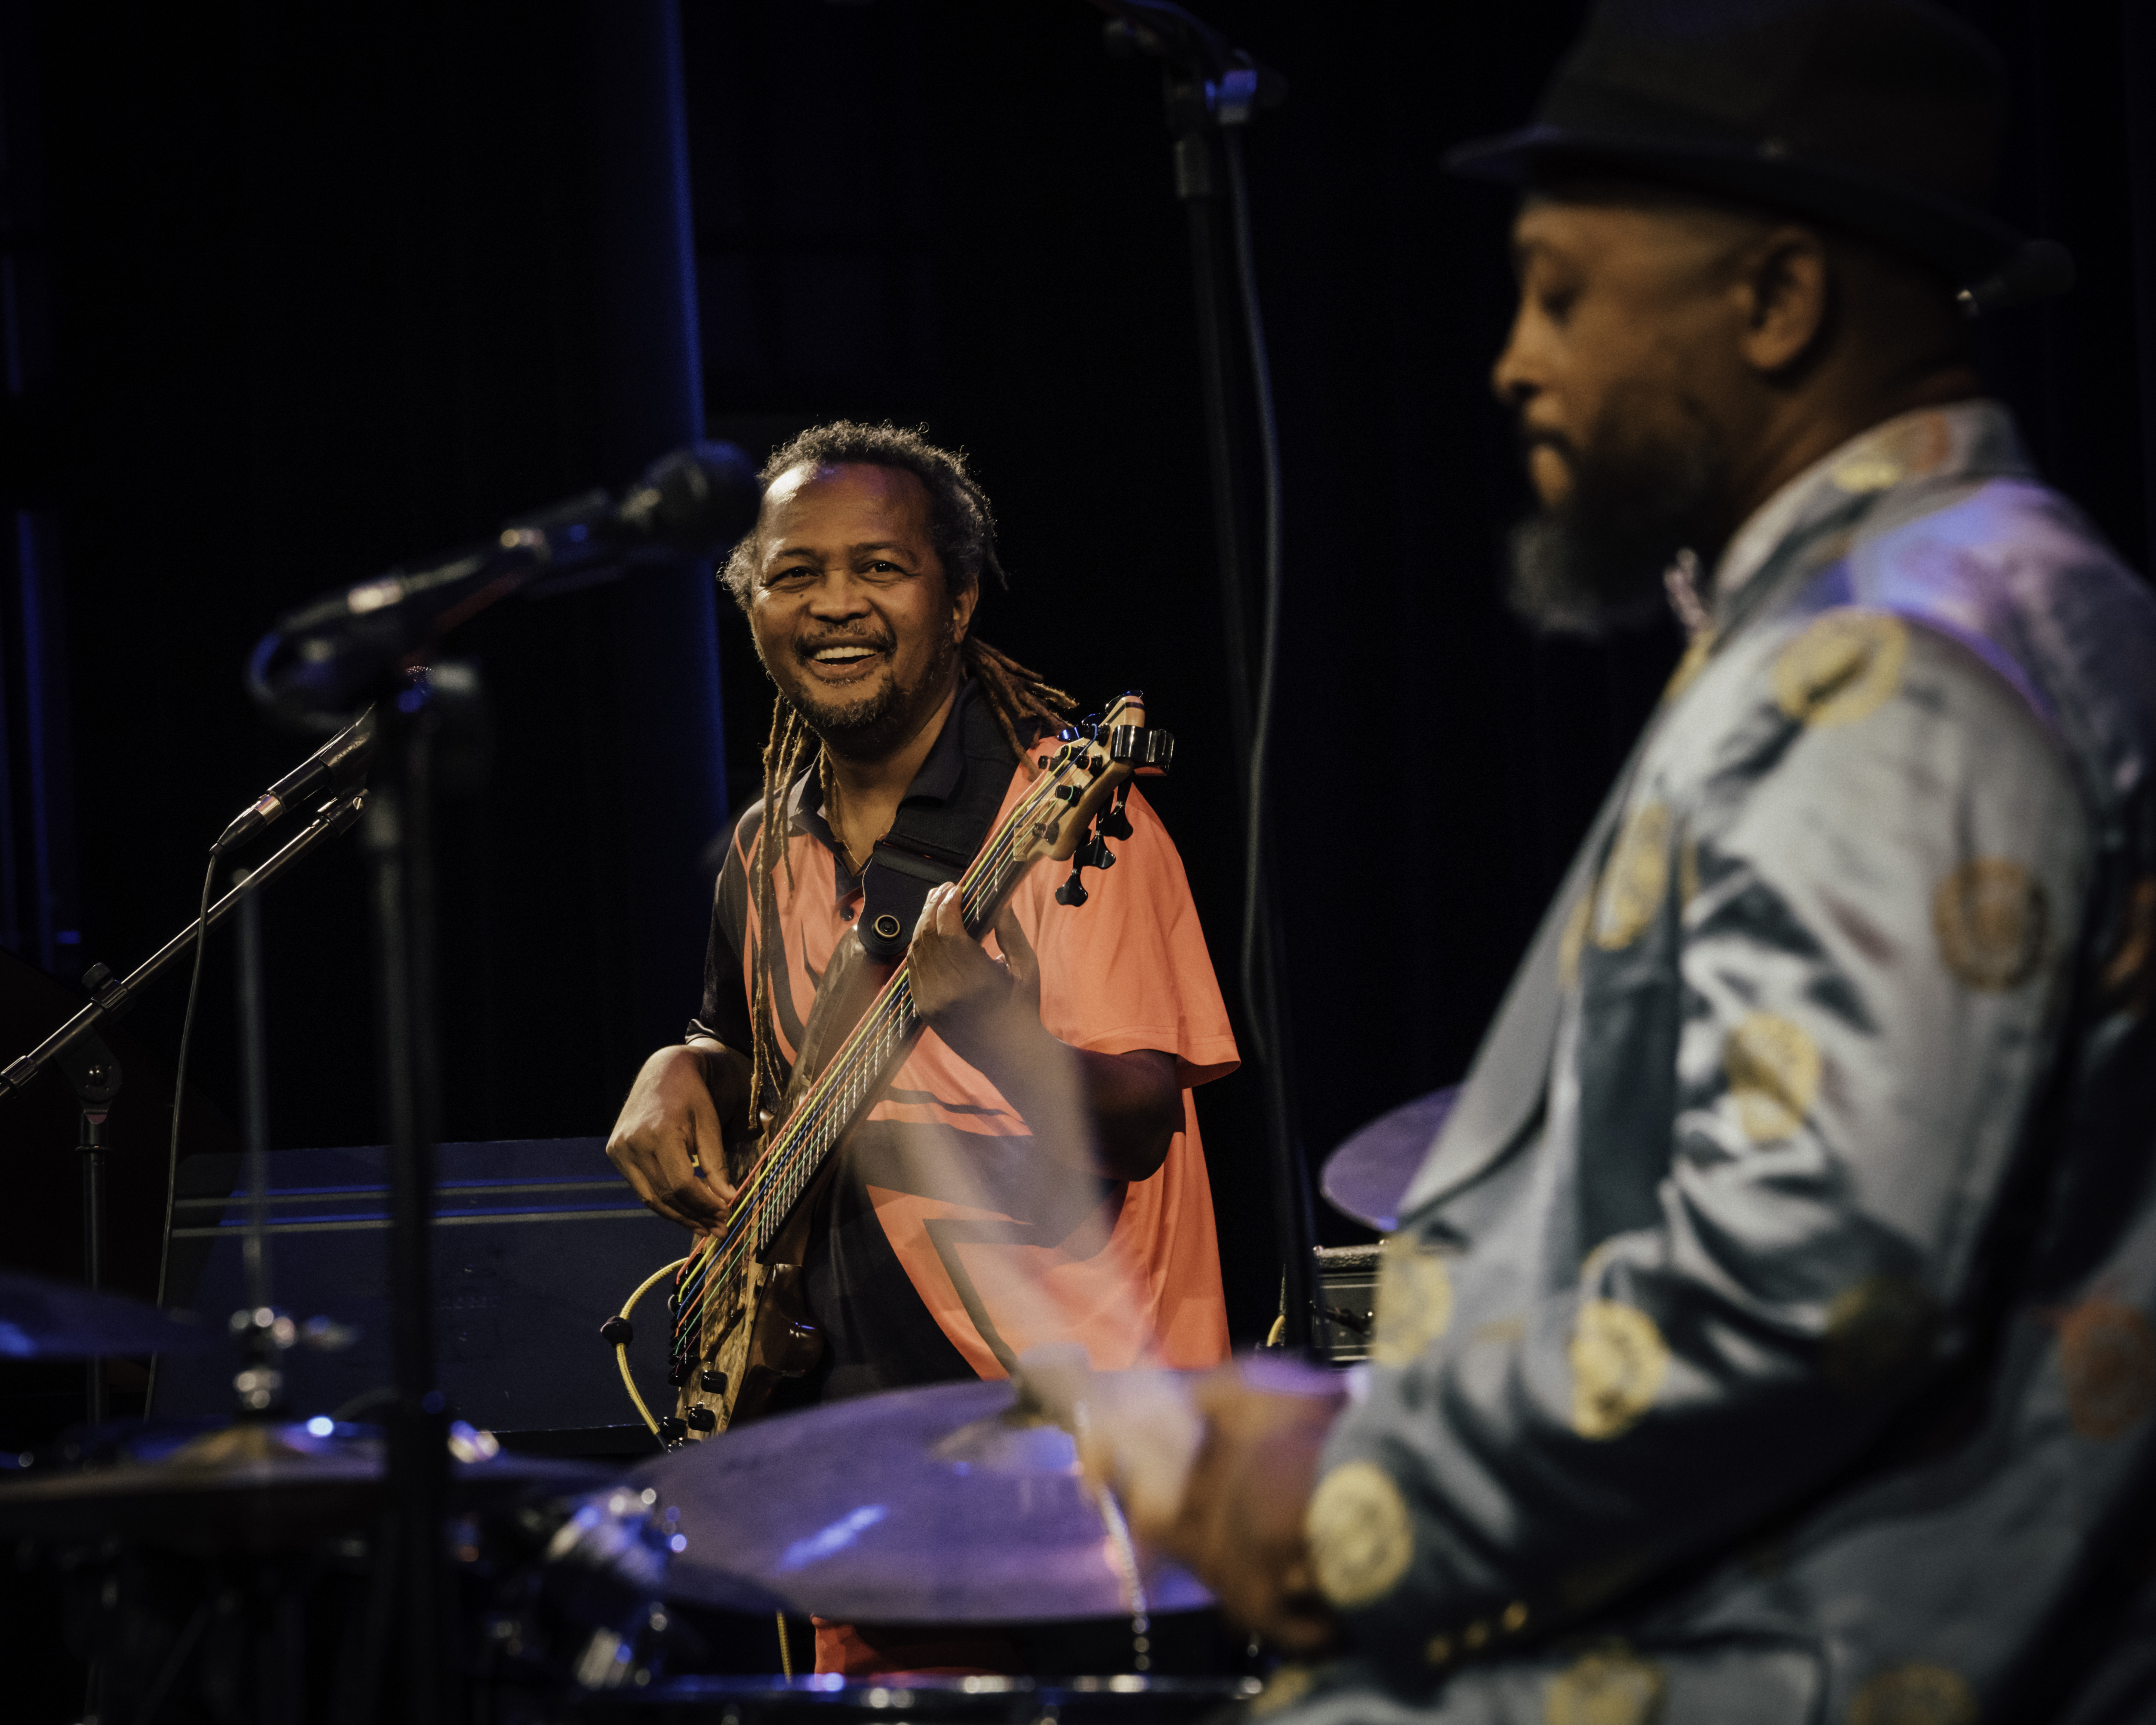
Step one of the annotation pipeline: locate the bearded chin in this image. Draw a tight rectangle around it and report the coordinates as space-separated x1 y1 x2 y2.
779 624 963 751
1504 419 1724 637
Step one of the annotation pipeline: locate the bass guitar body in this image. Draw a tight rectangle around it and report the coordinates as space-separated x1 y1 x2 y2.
689 1162 830 1431
681 935 888 1435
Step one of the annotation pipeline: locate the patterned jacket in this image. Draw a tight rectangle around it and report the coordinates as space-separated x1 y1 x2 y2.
1277 402 2156 1725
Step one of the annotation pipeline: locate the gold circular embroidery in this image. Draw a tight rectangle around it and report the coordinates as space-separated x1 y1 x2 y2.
1559 890 1594 991
1371 1235 1454 1368
1772 611 1908 729
1832 413 1953 497
2100 876 2156 1009
1823 1277 1938 1396
1249 1664 1316 1717
1544 1642 1667 1725
1932 858 2048 991
1832 453 1905 493
1723 1012 1821 1143
1595 802 1672 951
1848 1662 1977 1725
1570 1301 1669 1441
1306 1461 1413 1608
2058 1294 2156 1441
1661 629 1715 705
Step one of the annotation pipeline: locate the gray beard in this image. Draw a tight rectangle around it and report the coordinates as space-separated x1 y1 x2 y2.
1505 414 1725 637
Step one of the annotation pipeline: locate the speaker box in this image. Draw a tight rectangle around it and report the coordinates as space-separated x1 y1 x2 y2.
154 1137 686 1451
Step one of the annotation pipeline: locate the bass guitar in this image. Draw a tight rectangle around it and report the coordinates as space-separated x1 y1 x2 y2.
612 693 1172 1444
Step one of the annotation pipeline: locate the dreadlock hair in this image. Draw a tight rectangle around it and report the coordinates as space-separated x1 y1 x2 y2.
728 422 1073 1128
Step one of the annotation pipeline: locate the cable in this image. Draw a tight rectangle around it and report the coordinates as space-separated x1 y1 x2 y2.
145 857 218 1415
613 1256 688 1436
1222 124 1284 1067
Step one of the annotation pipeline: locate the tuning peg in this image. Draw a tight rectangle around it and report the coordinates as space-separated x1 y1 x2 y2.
1098 785 1134 841
1081 835 1116 870
1056 867 1089 907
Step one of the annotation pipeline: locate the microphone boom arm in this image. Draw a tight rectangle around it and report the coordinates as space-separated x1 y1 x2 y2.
0 791 369 1108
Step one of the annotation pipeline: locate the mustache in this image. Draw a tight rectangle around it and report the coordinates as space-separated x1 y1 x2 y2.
1516 425 1581 469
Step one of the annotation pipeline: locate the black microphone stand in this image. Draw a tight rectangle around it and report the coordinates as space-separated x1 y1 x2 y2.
0 793 369 1107
363 676 455 1725
1096 1 1319 1348
236 440 754 1725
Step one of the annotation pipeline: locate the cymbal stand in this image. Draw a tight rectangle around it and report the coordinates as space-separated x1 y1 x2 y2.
228 868 289 1418
57 1032 122 1424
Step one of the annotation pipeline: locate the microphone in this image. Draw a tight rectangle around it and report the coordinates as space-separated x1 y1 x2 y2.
213 708 376 854
249 441 761 723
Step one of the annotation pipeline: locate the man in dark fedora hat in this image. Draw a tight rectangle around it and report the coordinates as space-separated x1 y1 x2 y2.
1075 2 2156 1720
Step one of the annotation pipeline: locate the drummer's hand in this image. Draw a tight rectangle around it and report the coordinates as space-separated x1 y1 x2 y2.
605 1041 743 1238
1088 1365 1346 1655
907 883 1042 1068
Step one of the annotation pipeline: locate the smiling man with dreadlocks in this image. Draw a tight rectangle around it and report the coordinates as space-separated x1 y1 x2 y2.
605 423 1237 1667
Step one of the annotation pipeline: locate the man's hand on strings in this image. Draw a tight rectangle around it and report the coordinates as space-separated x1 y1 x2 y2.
908 881 1182 1182
906 881 1043 1069
605 1040 745 1239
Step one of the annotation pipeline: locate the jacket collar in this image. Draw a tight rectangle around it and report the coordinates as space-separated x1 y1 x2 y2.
1710 398 2032 631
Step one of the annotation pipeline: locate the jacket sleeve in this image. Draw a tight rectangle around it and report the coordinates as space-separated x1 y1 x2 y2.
1313 611 2094 1663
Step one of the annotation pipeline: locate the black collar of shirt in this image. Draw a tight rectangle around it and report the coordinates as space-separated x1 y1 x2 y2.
782 677 983 905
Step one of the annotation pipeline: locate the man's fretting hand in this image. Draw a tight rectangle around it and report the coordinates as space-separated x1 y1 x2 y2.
605 1040 745 1238
904 880 1042 1068
906 881 1183 1182
1084 1364 1346 1655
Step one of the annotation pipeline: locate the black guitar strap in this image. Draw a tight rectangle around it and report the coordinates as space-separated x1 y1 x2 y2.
855 683 1041 962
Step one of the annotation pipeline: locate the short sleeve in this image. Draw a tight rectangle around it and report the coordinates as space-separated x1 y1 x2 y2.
688 808 757 1051
1002 782 1240 1088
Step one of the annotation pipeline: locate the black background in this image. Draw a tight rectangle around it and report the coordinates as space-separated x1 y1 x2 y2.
0 0 2149 1358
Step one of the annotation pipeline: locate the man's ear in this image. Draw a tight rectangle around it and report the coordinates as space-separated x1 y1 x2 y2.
951 577 979 643
1737 226 1831 375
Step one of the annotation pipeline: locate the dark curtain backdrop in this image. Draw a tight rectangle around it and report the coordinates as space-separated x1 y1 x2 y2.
0 0 2147 1347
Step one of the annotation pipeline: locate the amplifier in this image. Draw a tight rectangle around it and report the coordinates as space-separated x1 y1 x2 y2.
153 1138 685 1447
1311 1244 1382 1364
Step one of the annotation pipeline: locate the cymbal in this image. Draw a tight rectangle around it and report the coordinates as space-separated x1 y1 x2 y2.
0 1269 220 1360
1319 1084 1458 1232
579 1675 1262 1720
635 1378 1213 1624
0 1419 611 1554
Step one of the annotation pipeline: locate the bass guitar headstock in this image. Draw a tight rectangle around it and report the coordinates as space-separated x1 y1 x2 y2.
1017 691 1174 909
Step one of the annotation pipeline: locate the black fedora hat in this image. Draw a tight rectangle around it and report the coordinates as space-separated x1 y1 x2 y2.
1447 0 2071 309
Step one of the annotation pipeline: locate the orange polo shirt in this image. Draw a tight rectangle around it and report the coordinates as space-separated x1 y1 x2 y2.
692 683 1237 1394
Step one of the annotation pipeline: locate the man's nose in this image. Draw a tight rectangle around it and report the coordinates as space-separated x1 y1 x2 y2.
806 572 873 618
1490 301 1538 409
